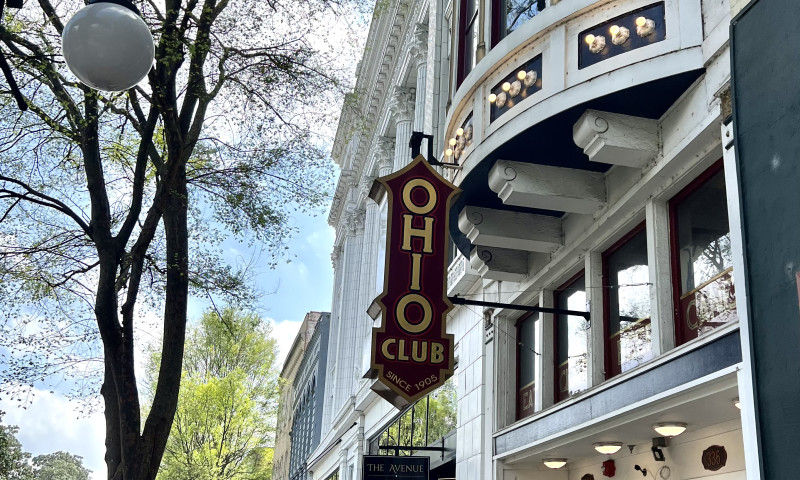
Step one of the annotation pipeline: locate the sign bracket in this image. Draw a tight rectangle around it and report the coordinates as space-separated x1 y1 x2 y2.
449 296 591 319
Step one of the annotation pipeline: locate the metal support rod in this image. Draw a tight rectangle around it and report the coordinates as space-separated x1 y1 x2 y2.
449 296 591 319
410 130 461 169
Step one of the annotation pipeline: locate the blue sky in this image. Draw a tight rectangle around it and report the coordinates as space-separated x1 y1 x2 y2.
0 208 336 480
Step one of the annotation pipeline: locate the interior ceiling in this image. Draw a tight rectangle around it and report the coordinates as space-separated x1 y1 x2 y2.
449 69 706 257
502 377 741 468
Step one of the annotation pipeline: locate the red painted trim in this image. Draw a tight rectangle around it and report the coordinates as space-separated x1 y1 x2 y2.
668 159 725 346
602 221 646 379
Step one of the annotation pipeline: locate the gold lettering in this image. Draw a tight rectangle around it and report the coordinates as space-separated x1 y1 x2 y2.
401 215 434 253
411 340 428 362
381 338 396 360
409 253 423 290
401 178 438 214
431 342 445 364
396 294 433 334
397 339 409 361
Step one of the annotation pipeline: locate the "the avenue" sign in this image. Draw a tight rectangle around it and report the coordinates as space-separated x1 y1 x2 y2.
369 155 459 406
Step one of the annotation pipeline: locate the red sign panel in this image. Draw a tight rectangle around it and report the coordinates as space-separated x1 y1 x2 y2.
370 155 460 406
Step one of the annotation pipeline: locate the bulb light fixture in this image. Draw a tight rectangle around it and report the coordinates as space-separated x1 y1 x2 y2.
653 422 687 437
62 1 155 91
445 148 453 156
636 16 647 27
594 442 623 455
542 458 567 469
502 82 511 92
585 34 596 45
734 398 741 410
610 25 620 36
517 70 526 80
456 127 464 136
488 93 497 103
449 138 457 146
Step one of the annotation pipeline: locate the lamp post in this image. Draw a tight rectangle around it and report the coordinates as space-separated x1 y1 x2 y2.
0 0 155 110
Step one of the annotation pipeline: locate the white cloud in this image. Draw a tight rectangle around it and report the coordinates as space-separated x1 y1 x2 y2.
271 318 303 370
0 390 106 480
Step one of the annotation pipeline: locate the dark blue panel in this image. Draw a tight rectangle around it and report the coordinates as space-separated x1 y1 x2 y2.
731 0 800 477
495 332 741 455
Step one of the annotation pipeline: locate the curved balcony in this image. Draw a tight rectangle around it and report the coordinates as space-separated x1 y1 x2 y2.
445 0 710 260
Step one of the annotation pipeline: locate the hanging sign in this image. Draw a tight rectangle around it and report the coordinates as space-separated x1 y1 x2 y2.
363 456 429 480
369 155 460 407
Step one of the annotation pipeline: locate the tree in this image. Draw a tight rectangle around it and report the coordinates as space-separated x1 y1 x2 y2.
31 452 90 480
0 0 357 476
0 414 33 480
149 308 279 480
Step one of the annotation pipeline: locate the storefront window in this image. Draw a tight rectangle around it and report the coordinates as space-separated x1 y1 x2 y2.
670 161 736 344
603 225 652 378
516 312 538 419
555 274 588 402
493 0 545 44
458 0 479 85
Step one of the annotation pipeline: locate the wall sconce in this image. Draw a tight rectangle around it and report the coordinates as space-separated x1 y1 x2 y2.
653 422 687 437
635 16 656 37
609 25 630 45
585 34 606 53
542 458 567 469
734 398 741 410
594 442 623 455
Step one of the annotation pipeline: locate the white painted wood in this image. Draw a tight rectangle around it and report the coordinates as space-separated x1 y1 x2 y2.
646 199 675 356
470 246 529 282
573 110 658 168
489 160 606 214
722 120 763 480
537 289 554 411
459 206 563 252
586 251 605 386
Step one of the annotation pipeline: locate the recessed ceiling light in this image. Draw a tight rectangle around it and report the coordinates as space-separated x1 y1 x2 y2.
653 422 687 437
594 442 623 455
542 458 567 469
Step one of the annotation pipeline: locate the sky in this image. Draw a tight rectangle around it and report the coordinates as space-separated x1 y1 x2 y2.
0 209 336 480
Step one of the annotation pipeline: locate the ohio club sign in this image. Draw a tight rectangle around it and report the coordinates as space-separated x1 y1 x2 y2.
369 155 459 406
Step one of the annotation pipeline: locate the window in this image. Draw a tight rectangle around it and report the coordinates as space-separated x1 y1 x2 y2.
492 0 546 46
603 224 652 378
554 273 588 402
516 312 538 419
457 0 479 85
670 161 735 345
368 375 457 455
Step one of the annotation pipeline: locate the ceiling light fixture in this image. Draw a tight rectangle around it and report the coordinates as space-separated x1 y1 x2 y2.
653 422 687 437
542 458 567 469
594 442 623 455
734 398 741 410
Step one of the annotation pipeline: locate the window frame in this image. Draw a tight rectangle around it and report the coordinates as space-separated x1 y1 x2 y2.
553 270 587 403
515 311 538 420
668 159 733 346
602 221 652 379
457 0 478 86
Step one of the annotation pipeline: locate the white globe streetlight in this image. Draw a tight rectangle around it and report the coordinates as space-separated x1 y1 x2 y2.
62 1 154 92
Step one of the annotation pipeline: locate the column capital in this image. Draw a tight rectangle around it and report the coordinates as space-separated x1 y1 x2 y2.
408 23 429 68
389 86 416 124
345 208 366 235
331 244 343 266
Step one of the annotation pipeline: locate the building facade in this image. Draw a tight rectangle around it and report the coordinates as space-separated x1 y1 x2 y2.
275 312 330 480
308 0 764 479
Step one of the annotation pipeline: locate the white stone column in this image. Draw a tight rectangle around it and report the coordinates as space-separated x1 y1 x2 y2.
376 141 394 177
321 244 343 435
389 87 415 171
339 209 365 393
357 178 378 375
